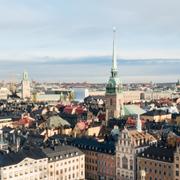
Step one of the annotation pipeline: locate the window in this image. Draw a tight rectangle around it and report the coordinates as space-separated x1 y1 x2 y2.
176 171 179 176
176 164 179 168
130 159 133 170
122 156 128 169
117 157 120 168
110 99 113 105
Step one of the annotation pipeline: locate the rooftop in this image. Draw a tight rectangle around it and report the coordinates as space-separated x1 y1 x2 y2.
42 144 84 162
0 146 46 167
138 145 175 163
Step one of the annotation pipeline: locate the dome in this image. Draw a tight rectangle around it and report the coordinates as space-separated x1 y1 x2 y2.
106 76 122 94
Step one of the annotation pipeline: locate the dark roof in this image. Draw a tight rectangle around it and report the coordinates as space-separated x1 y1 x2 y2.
72 137 115 155
42 144 84 162
142 109 170 116
49 135 115 155
138 145 175 163
0 146 46 167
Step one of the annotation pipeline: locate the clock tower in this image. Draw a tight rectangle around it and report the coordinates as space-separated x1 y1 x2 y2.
105 28 124 120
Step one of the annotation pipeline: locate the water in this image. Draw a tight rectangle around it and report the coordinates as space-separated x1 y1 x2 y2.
0 58 180 83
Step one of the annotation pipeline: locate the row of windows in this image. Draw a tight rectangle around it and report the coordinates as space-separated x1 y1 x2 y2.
50 171 84 178
50 158 81 167
50 164 82 172
3 161 46 170
49 152 80 162
3 174 47 179
139 166 172 176
142 161 172 169
3 167 47 177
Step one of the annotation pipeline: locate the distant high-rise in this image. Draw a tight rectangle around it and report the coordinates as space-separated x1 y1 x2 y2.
21 71 30 99
105 27 124 120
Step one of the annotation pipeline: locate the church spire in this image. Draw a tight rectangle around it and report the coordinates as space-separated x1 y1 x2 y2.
136 114 142 132
111 27 118 78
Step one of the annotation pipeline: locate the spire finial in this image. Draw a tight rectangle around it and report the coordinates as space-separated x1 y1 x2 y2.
111 27 117 78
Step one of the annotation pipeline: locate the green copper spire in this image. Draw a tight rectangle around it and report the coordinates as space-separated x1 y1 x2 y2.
106 27 122 94
23 71 29 81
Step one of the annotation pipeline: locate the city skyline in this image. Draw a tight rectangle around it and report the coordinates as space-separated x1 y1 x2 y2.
0 1 180 82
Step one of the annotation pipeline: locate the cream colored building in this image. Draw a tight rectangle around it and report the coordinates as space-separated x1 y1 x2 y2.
0 87 11 100
0 147 48 180
43 145 85 180
0 144 85 180
141 110 172 122
0 118 13 129
123 91 142 103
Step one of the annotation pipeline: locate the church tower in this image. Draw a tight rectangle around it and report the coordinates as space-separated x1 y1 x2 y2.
21 71 31 99
105 28 124 120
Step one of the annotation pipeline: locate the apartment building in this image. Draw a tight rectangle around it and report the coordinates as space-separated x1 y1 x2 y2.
42 145 85 180
0 146 48 180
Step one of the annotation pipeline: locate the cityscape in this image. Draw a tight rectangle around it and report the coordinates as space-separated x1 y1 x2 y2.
0 1 180 180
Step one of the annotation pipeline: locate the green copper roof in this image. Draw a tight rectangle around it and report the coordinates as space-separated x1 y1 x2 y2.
23 71 29 81
123 105 145 116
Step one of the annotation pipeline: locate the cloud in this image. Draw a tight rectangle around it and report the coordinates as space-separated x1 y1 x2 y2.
0 0 179 60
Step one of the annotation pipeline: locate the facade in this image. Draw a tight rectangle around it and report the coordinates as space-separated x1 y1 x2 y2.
141 109 172 122
57 136 116 180
174 145 180 180
0 144 85 180
123 91 142 103
137 145 175 180
143 91 173 100
21 71 31 99
116 126 157 180
0 147 48 180
76 139 116 180
97 152 116 180
0 117 13 129
105 28 124 120
42 145 85 180
0 87 11 100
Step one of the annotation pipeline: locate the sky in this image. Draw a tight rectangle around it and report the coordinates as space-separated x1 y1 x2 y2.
0 0 180 82
0 0 180 60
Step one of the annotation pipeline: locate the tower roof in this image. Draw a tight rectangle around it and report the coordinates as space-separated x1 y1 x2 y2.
106 27 122 94
23 71 29 81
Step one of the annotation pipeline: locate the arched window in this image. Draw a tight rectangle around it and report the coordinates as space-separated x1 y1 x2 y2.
130 159 133 170
122 156 128 169
117 156 120 168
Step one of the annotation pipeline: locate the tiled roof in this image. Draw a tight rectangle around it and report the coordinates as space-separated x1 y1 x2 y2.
141 109 170 116
0 146 46 167
138 145 175 163
42 144 84 162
